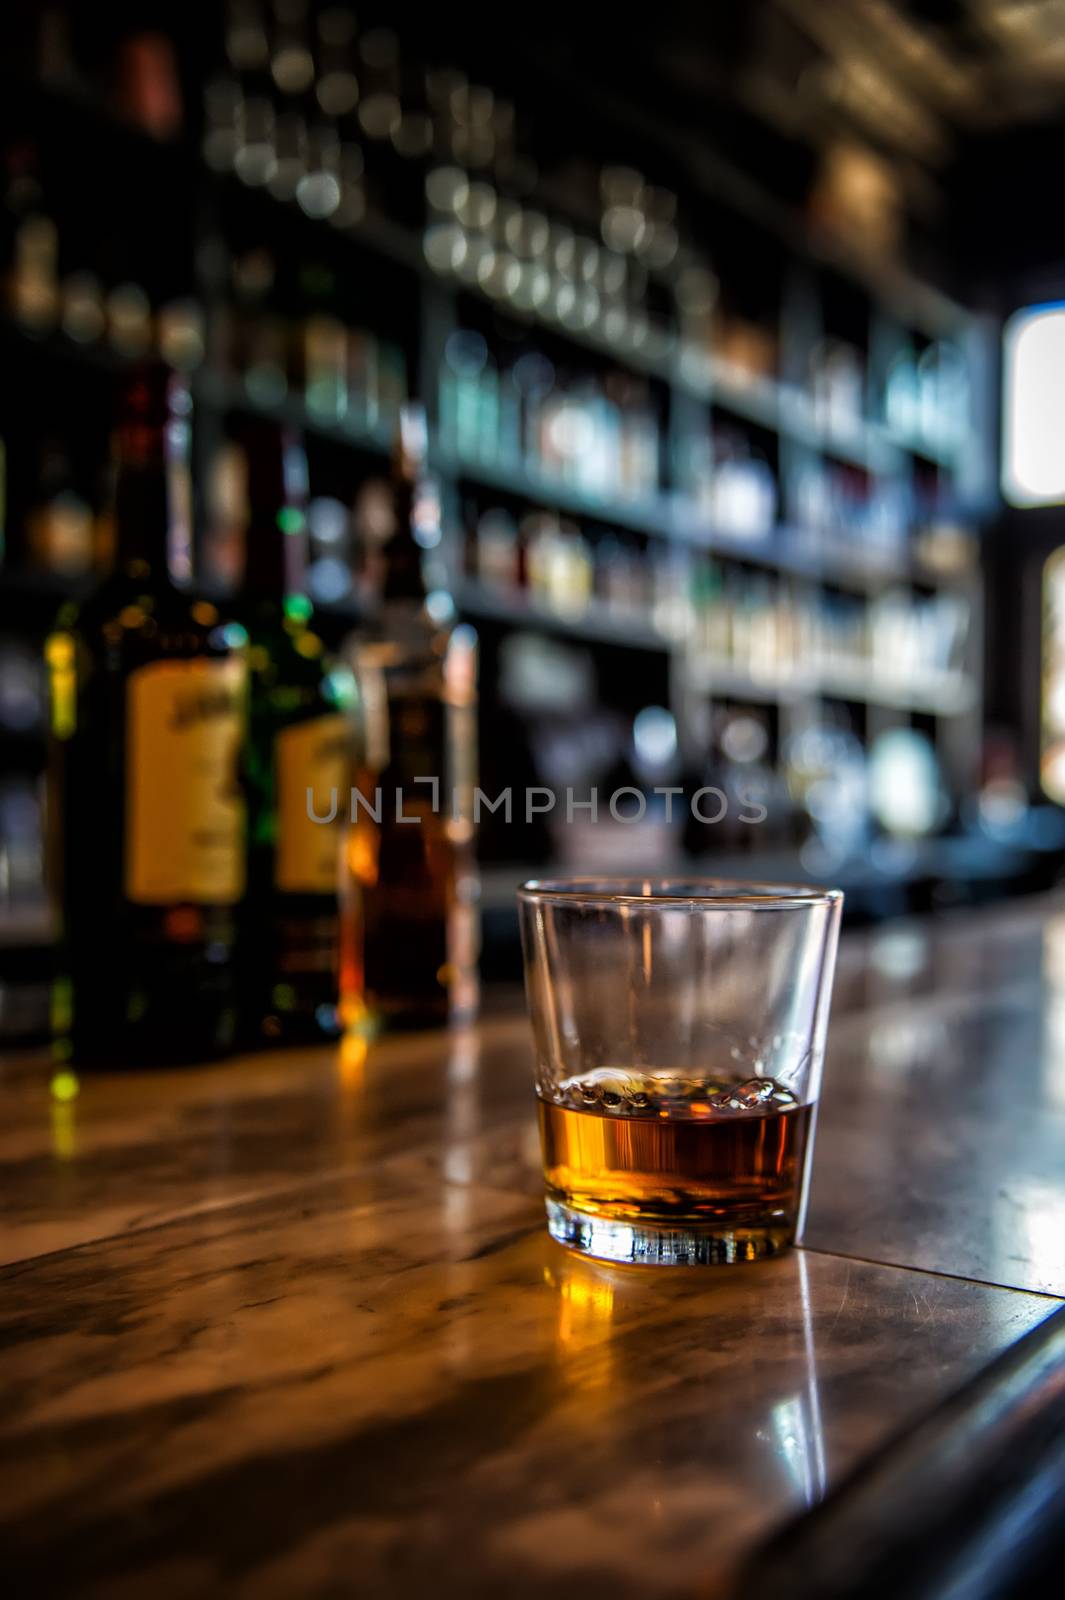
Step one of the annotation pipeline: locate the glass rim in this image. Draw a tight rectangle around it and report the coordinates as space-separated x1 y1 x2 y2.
518 876 843 910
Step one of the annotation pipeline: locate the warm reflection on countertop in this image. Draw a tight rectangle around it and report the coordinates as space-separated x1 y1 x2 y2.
3 893 1065 1597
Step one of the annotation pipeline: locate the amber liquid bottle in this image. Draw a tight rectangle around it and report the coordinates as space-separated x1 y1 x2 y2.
47 365 247 1065
343 406 479 1029
236 418 357 1045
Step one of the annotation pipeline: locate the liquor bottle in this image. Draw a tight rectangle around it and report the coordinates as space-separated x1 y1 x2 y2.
26 441 94 577
47 364 247 1065
344 405 479 1030
8 212 58 333
236 417 357 1044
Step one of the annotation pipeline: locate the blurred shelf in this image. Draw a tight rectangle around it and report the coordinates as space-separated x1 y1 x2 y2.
0 344 969 623
440 266 955 475
4 69 975 350
673 354 778 433
0 300 965 488
887 428 963 470
37 295 960 493
209 166 426 277
452 579 671 652
0 316 135 376
436 449 673 540
440 261 677 385
677 352 900 474
787 405 898 476
668 512 925 591
816 664 977 715
442 448 959 593
683 655 977 715
199 143 977 479
683 661 802 704
451 579 975 706
0 346 400 461
683 361 960 473
0 336 396 457
193 370 395 457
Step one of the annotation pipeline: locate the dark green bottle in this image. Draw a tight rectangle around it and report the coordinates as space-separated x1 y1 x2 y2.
236 417 357 1045
47 364 247 1066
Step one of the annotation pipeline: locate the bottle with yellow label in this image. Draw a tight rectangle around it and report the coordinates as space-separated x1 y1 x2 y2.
235 417 358 1045
47 364 248 1065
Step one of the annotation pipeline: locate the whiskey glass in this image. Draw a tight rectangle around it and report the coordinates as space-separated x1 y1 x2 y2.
518 879 842 1265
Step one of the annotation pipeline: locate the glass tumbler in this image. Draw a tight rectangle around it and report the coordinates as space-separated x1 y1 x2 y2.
518 879 843 1265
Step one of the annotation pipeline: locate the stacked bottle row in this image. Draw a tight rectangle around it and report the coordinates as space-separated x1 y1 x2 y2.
439 332 660 502
423 166 675 359
689 572 972 698
206 2 680 338
700 329 970 461
789 461 909 557
208 248 409 431
2 147 202 370
12 0 976 466
1 153 411 442
46 364 477 1067
204 4 525 231
468 507 686 631
2 120 969 591
804 336 970 459
441 327 966 558
465 506 971 695
211 0 969 467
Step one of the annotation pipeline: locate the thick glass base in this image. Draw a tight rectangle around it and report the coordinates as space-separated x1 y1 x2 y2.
545 1198 794 1266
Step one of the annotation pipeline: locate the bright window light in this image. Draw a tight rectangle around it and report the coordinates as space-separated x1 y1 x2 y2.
1042 547 1065 803
1003 303 1065 507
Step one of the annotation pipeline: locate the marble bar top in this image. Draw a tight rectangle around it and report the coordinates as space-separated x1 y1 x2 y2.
3 892 1065 1598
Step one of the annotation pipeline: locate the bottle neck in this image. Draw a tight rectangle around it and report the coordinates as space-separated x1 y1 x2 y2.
241 427 309 605
243 510 306 602
382 474 429 604
112 448 172 580
109 368 188 583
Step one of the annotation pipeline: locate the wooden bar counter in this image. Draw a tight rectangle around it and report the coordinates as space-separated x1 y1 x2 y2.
4 892 1065 1598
